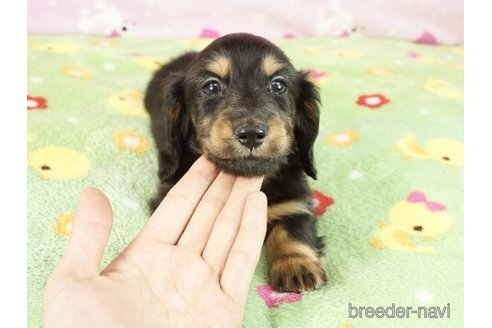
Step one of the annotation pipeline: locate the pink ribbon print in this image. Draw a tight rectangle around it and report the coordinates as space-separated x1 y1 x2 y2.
407 191 447 212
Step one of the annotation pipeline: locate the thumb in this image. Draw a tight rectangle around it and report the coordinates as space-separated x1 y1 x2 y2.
59 187 113 278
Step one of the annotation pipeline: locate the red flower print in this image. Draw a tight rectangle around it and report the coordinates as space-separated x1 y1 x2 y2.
308 69 328 79
407 51 421 59
27 95 47 110
356 94 390 109
312 190 334 217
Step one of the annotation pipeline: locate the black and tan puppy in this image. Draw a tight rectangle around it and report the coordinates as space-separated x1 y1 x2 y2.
144 33 327 292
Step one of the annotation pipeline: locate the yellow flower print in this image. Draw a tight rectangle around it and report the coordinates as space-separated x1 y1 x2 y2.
446 46 464 56
445 62 463 70
61 65 93 80
113 131 150 154
28 41 80 53
304 46 328 55
130 53 167 70
328 49 363 58
91 38 119 47
180 38 213 50
363 42 384 48
367 67 393 76
53 213 75 237
324 130 360 147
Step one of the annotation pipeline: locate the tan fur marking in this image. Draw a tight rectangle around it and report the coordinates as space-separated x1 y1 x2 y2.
258 115 291 157
205 116 235 157
216 120 233 141
202 112 293 160
302 99 320 124
169 102 182 123
267 225 319 263
262 55 284 76
196 116 212 133
206 55 231 78
210 119 232 146
267 225 326 291
268 200 312 222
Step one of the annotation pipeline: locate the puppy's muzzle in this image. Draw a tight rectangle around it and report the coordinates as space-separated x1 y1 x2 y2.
235 124 267 149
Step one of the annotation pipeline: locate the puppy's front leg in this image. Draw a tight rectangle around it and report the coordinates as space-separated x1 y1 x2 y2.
149 181 175 212
266 200 327 292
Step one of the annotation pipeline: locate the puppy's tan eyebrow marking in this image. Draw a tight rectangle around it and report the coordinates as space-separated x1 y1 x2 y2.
205 55 231 78
262 54 285 76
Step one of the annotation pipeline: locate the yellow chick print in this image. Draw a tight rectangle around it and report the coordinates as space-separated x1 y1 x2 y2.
108 89 148 117
369 191 452 255
425 78 463 100
28 41 80 53
392 133 463 167
28 146 90 180
426 138 464 167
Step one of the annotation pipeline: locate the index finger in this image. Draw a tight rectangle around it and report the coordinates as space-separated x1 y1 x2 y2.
138 156 219 245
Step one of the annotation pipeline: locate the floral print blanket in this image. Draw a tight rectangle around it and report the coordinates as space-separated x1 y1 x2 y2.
27 35 463 328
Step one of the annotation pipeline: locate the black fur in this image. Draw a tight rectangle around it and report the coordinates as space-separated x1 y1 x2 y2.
144 33 326 291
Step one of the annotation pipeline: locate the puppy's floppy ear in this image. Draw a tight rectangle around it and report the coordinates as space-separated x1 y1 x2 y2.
295 72 321 180
145 73 190 181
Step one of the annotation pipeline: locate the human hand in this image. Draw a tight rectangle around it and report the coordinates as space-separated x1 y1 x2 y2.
44 156 267 328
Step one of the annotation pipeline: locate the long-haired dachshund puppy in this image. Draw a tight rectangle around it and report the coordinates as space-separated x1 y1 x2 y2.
144 33 327 292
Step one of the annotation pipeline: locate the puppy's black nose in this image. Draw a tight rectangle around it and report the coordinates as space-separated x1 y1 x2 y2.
236 125 266 149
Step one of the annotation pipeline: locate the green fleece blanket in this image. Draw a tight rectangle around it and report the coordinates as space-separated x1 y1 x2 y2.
27 35 463 328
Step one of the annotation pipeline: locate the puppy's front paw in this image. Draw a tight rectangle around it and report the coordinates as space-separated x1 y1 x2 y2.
269 255 328 292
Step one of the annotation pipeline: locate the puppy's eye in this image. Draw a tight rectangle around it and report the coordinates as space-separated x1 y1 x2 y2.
269 78 287 95
202 80 222 96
